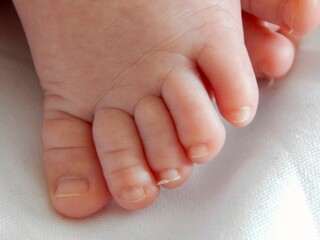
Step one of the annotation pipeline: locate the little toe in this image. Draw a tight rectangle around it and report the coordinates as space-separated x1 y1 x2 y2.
134 95 193 189
93 108 159 210
243 12 295 78
197 16 259 127
162 67 226 164
242 0 320 36
42 110 111 218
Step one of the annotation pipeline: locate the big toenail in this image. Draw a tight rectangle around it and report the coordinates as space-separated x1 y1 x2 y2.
188 144 209 159
119 186 147 202
54 176 89 199
229 106 251 124
157 169 181 185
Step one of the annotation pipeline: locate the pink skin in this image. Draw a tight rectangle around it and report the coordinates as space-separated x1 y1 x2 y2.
242 0 320 78
242 0 320 36
9 0 320 218
243 12 296 79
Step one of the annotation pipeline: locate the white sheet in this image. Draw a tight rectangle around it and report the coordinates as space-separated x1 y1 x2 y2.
0 4 319 240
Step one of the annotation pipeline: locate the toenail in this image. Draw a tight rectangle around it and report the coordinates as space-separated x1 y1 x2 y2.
157 169 181 185
280 1 297 34
54 176 89 199
188 144 209 159
229 106 251 124
119 186 148 202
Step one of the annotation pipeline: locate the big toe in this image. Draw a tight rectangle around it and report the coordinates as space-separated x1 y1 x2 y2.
42 110 111 218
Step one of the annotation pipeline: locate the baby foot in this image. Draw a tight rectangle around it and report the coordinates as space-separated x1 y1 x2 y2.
12 0 319 218
242 0 320 78
13 0 258 218
243 12 296 78
242 0 320 36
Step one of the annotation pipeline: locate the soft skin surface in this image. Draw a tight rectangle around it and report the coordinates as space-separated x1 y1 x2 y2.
11 0 319 218
242 0 320 35
243 12 295 78
242 0 320 78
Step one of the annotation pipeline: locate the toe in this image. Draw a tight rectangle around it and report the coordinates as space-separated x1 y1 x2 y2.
42 110 111 218
243 12 295 78
197 13 259 127
134 95 193 189
162 67 226 164
242 0 320 36
93 108 159 210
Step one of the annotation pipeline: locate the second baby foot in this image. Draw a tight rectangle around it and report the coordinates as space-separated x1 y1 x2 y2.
242 0 320 78
13 0 259 218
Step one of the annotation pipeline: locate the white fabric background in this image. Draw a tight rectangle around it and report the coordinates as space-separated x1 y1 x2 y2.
0 3 319 240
